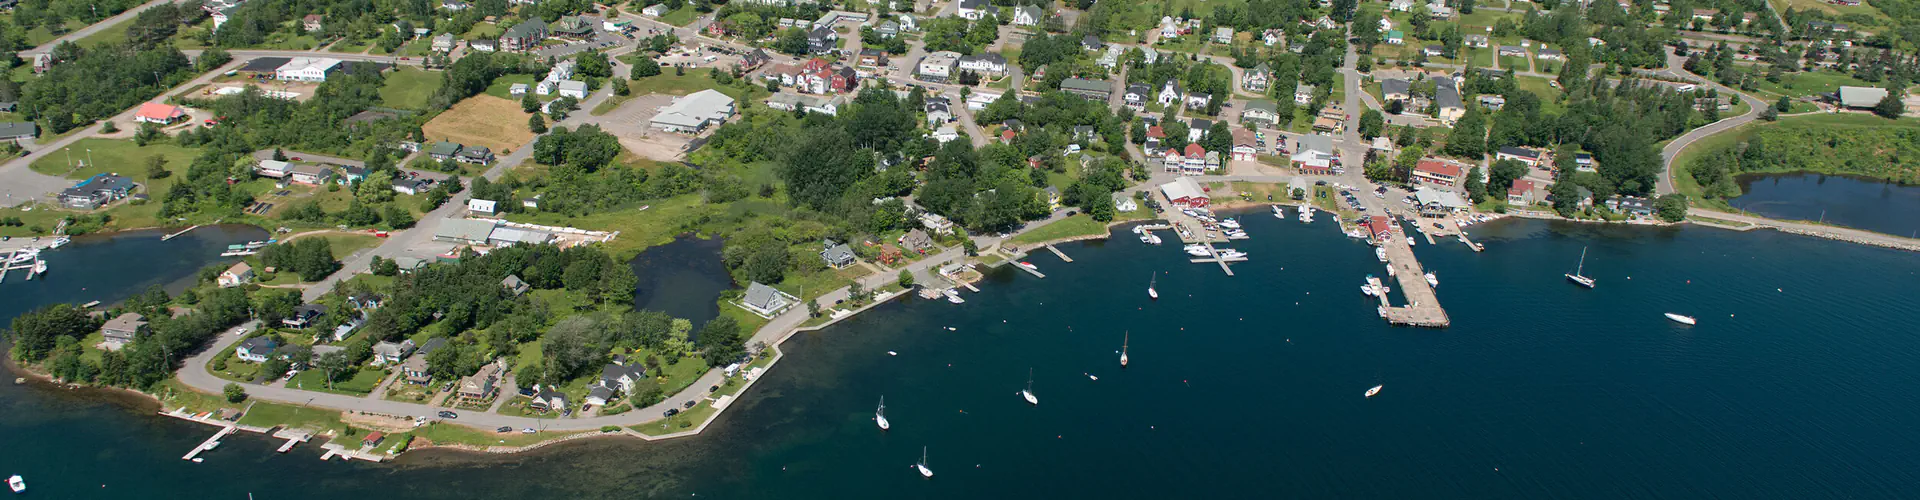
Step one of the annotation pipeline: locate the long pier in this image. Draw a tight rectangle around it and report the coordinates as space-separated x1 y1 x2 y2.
160 225 202 241
1044 244 1072 262
183 425 237 461
1378 238 1450 328
1188 242 1242 276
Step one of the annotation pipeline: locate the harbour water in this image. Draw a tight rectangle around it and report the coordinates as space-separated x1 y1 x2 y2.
6 216 1920 498
1731 172 1920 237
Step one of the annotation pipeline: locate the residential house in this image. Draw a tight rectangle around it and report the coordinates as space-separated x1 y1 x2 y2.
468 38 496 52
530 388 571 413
1291 135 1338 174
439 0 469 10
957 0 989 20
1159 177 1210 208
302 14 323 31
1507 178 1540 205
335 165 367 184
432 33 455 52
1263 29 1285 47
899 229 935 254
499 17 547 52
821 240 856 268
1187 118 1211 143
1496 146 1543 166
371 339 416 365
1435 79 1464 125
1185 92 1212 110
1538 48 1563 61
641 4 669 16
1243 63 1271 92
1123 83 1151 109
1060 78 1113 101
650 89 737 133
1081 34 1104 52
1498 45 1527 57
1012 4 1042 26
1412 158 1465 187
586 361 647 406
958 52 1008 76
932 125 960 142
1241 99 1279 126
1389 0 1415 11
1606 196 1654 216
283 304 326 329
1113 192 1138 212
917 51 960 82
218 262 255 287
101 313 147 349
1385 30 1404 45
1691 8 1718 22
0 121 33 144
857 48 889 68
288 164 334 185
1382 79 1411 104
807 26 837 54
1230 129 1258 161
1575 153 1596 172
1832 86 1889 109
455 363 503 404
236 336 279 363
1465 34 1489 48
919 212 956 235
59 174 136 209
428 141 463 161
1181 143 1207 173
925 99 953 123
502 274 531 295
1159 16 1182 39
1423 44 1445 57
875 20 901 39
1479 94 1507 111
254 159 292 178
134 102 187 124
1295 84 1316 106
739 282 793 317
1213 27 1234 44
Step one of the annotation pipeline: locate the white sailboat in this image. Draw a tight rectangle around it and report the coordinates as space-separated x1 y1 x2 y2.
1147 273 1158 299
1664 313 1697 325
1120 331 1130 367
915 447 934 478
1566 246 1596 288
1021 368 1039 405
876 396 890 431
1365 385 1383 398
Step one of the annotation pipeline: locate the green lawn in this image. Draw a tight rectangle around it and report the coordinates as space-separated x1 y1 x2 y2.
236 401 349 433
17 19 87 47
74 18 134 48
380 67 442 109
482 73 541 101
286 367 388 395
414 421 581 447
634 401 716 435
464 23 503 40
317 233 382 259
1513 75 1565 112
1750 71 1876 100
659 5 700 26
29 138 203 184
1008 214 1110 246
328 39 372 53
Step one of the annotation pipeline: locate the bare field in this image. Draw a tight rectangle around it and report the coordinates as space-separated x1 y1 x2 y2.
421 95 535 152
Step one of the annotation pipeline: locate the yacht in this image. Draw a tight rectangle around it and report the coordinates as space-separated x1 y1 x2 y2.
1425 272 1438 288
1021 368 1039 405
6 249 37 264
1215 249 1247 259
1218 219 1241 229
1664 313 1697 325
1375 247 1388 262
8 475 21 493
943 289 965 304
1016 261 1038 272
876 396 890 431
48 236 69 249
1566 246 1596 288
1146 232 1162 245
1139 232 1154 244
1184 245 1211 257
916 447 934 478
1365 385 1383 398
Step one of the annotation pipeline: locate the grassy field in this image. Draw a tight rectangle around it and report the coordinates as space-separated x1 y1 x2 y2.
1767 0 1892 24
286 367 388 395
73 18 135 48
482 73 542 101
659 5 700 26
1008 214 1111 246
414 422 581 447
236 401 349 433
29 138 202 181
317 233 382 259
1514 75 1565 112
421 95 535 152
380 68 442 109
1749 71 1875 100
503 194 712 259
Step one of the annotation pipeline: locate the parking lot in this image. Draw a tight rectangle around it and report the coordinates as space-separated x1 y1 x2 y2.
586 93 695 161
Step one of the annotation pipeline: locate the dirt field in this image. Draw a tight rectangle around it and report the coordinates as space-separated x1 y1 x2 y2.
592 93 693 161
421 95 536 152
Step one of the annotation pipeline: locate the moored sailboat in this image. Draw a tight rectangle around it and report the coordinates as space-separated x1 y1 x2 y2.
1566 246 1596 288
1120 331 1129 367
876 396 890 431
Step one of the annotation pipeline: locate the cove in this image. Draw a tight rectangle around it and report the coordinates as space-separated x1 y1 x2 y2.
1730 172 1920 237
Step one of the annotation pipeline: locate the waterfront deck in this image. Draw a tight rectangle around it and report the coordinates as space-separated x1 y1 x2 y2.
1378 239 1450 328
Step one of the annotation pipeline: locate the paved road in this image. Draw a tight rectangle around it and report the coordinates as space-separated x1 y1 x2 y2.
1653 51 1766 196
21 0 188 56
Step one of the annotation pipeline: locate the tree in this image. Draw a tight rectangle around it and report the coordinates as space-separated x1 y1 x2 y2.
529 112 548 133
8 303 97 361
1489 159 1527 194
1464 166 1488 203
697 316 745 368
1873 87 1905 119
1443 106 1486 158
543 317 604 381
313 350 351 389
1774 96 1791 112
897 270 915 288
1655 194 1688 222
1359 110 1385 139
224 383 248 403
611 78 629 96
522 87 540 113
779 127 869 210
144 154 170 179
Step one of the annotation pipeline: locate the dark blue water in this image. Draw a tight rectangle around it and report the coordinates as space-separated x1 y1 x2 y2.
6 216 1920 498
0 225 268 318
627 235 730 330
1732 173 1920 237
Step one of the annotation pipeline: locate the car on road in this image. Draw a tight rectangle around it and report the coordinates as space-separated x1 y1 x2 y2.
497 426 513 433
684 400 697 409
290 156 303 161
437 411 458 419
521 427 537 434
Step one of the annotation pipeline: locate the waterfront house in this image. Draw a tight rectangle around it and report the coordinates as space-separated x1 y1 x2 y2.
502 274 530 295
60 174 137 209
1113 192 1138 212
899 229 935 254
218 262 255 287
455 363 503 404
372 339 416 366
821 240 856 268
1366 215 1393 243
739 282 794 318
1159 177 1210 208
283 304 326 329
237 336 279 363
1606 196 1654 216
587 361 648 406
1507 179 1539 205
101 313 147 349
530 388 571 413
1231 129 1258 161
362 432 385 448
1412 158 1465 187
919 212 955 235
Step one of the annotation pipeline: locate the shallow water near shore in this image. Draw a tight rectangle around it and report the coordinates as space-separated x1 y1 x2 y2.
1731 172 1920 237
6 215 1920 498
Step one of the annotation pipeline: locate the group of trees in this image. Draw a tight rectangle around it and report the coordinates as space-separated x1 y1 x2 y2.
1688 124 1920 198
259 238 342 282
13 286 253 390
20 42 195 133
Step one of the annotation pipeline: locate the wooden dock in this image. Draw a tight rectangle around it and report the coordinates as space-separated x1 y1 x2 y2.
273 429 313 453
183 425 237 461
160 225 201 241
0 249 43 283
1044 244 1072 262
1377 239 1450 328
1188 242 1243 276
1457 234 1484 252
1014 263 1046 279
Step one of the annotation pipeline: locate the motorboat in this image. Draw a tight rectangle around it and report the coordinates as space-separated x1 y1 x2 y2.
1146 232 1162 245
1131 225 1144 234
1016 261 1038 271
1139 232 1155 244
8 475 22 493
6 249 37 264
943 289 965 304
1365 385 1383 398
1271 205 1286 218
48 236 69 249
1375 247 1388 262
876 396 890 431
1566 246 1596 288
1147 273 1158 300
1385 264 1397 277
1425 272 1438 288
1361 285 1376 297
1215 249 1247 259
1218 219 1241 229
916 447 934 478
1184 245 1211 257
1021 368 1039 405
1377 306 1388 317
1665 313 1697 325
1299 207 1315 223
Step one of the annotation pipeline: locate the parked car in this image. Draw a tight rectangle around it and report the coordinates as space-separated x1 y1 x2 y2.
437 411 458 419
664 408 680 417
684 400 697 409
496 426 513 433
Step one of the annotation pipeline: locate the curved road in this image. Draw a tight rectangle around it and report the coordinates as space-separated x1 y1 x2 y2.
1652 51 1767 196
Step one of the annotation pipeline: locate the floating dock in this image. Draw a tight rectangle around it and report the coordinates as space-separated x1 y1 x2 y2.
183 425 237 461
274 429 313 453
1044 244 1072 262
1188 242 1242 276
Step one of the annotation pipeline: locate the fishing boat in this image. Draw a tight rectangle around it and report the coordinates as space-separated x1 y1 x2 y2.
1375 247 1388 262
1119 332 1129 367
1365 385 1383 398
1664 313 1697 325
915 447 934 478
1147 273 1158 299
1424 272 1438 288
8 475 22 493
876 396 890 431
1183 244 1211 257
943 289 965 304
48 236 69 249
1566 246 1597 288
1021 368 1038 405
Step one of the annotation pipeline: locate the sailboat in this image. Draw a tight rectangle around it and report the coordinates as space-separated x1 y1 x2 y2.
1365 385 1383 398
1120 331 1130 367
1021 368 1039 405
1566 246 1596 288
1147 273 1158 299
876 396 890 431
915 447 934 478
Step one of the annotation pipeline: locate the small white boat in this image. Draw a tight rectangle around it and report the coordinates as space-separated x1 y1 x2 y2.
1016 261 1037 271
887 351 898 356
1272 205 1286 218
32 261 47 274
876 396 890 431
5 249 37 264
1405 237 1415 247
1386 264 1397 277
1131 225 1144 234
8 474 22 493
1424 272 1438 288
1375 247 1388 262
192 457 204 463
1087 373 1098 381
1365 385 1383 398
1119 331 1129 367
1215 249 1247 259
1218 219 1241 229
1377 305 1388 317
1139 232 1154 244
1665 313 1697 325
916 447 934 478
943 289 965 304
1361 285 1376 297
1147 233 1162 245
48 236 70 249
1147 273 1158 299
1183 245 1211 257
1021 368 1039 405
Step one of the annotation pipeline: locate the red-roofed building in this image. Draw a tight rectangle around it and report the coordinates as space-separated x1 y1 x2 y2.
135 102 187 125
1507 179 1538 205
1162 148 1185 172
1000 129 1017 143
1366 215 1392 242
1146 125 1166 139
1181 143 1207 173
1412 158 1465 187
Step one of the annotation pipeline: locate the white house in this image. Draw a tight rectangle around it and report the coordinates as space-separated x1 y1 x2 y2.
1012 5 1042 26
957 52 1009 76
956 0 989 20
1295 84 1317 106
641 4 669 16
1156 79 1183 107
556 80 588 99
218 262 255 288
932 125 960 143
275 57 344 82
918 51 960 82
